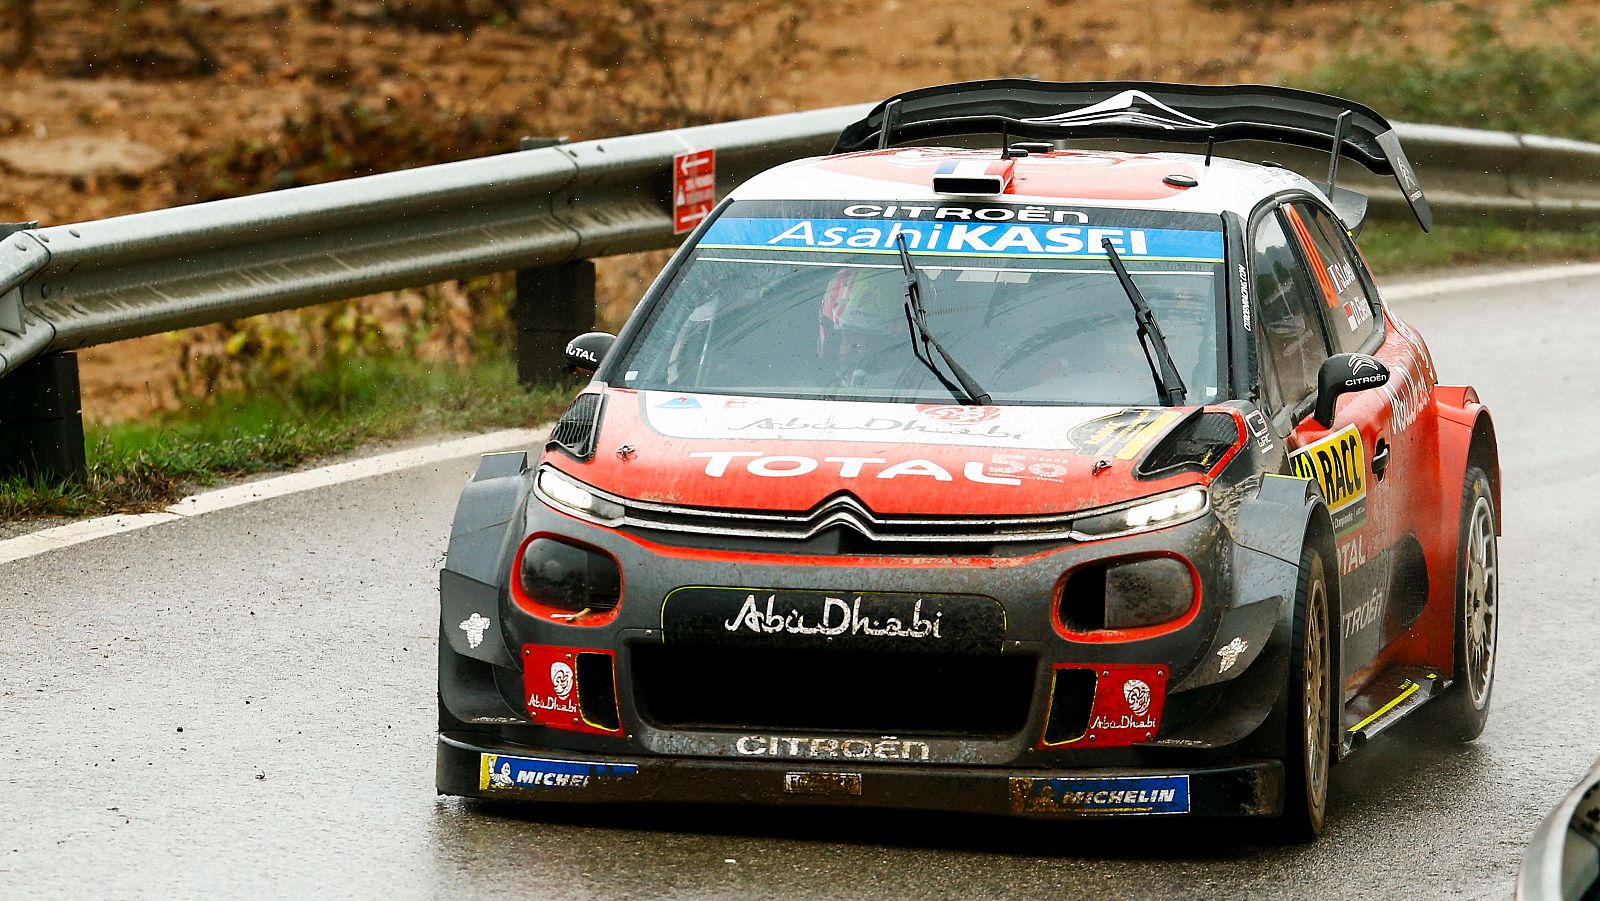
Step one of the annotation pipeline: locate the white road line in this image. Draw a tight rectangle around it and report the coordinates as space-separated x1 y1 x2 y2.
0 428 542 565
1380 261 1600 302
3 260 1598 566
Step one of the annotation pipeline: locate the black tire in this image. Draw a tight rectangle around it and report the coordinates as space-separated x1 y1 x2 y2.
1282 543 1334 841
1434 465 1498 741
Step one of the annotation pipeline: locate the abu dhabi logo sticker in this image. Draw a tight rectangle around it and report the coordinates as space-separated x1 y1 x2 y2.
915 404 999 424
458 613 490 649
1123 679 1151 716
550 662 574 699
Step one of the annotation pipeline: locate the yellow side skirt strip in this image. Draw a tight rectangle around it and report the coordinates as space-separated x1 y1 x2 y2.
1348 681 1420 734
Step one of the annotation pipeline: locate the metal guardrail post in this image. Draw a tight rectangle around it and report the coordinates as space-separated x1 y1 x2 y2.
0 351 87 482
513 260 595 387
510 137 591 387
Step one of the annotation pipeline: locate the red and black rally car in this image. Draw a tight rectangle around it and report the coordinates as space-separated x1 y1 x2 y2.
436 81 1500 838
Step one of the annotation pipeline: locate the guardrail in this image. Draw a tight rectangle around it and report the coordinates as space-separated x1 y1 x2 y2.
0 102 873 383
1 101 1598 478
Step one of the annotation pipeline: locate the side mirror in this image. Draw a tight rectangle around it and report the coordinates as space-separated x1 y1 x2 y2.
1313 353 1390 427
564 332 616 374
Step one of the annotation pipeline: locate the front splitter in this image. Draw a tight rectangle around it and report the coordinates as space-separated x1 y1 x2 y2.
438 733 1284 819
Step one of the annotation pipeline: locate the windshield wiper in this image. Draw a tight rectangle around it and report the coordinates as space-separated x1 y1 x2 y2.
1101 238 1188 406
895 233 992 405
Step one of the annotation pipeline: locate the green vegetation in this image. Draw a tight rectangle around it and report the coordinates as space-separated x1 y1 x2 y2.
1295 3 1600 143
1358 221 1600 275
0 355 576 520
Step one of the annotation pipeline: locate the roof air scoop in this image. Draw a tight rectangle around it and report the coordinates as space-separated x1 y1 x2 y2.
1021 89 1220 131
931 159 1015 196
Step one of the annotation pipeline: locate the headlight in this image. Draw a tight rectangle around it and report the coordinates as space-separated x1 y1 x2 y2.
535 466 626 522
1072 486 1208 539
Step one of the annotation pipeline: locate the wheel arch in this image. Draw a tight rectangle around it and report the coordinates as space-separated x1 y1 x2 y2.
1228 474 1341 731
1302 500 1341 679
1433 386 1500 535
1467 413 1501 534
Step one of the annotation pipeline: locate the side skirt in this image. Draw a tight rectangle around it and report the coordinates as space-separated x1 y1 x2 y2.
1338 665 1447 759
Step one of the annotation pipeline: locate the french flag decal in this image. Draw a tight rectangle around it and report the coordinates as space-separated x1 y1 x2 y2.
931 159 1014 195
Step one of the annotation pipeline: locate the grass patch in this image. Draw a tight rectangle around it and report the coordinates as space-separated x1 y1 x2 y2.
1294 9 1600 143
0 354 577 521
1358 221 1600 276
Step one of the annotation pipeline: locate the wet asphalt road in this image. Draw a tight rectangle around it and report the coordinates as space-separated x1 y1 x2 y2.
4 270 1600 900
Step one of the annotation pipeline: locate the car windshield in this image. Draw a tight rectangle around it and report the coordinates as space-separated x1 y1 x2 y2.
611 200 1228 406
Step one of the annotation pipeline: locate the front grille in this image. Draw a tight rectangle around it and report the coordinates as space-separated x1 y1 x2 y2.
632 643 1036 736
618 491 1079 547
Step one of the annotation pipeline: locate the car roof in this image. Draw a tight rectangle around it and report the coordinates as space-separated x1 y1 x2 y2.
728 147 1329 220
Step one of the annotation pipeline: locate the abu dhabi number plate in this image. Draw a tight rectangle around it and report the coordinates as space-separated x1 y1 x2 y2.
661 586 1004 653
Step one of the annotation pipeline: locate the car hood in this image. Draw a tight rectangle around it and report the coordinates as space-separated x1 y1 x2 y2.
546 389 1206 517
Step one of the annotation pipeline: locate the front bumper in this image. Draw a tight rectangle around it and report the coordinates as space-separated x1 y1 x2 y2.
442 502 1298 764
439 732 1284 819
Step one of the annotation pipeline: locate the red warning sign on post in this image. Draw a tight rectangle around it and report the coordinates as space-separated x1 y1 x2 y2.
673 148 716 235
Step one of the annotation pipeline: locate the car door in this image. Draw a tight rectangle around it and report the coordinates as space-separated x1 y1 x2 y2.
1287 201 1439 675
1247 201 1397 688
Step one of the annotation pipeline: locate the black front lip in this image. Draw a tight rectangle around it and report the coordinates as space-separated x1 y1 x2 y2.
438 732 1284 818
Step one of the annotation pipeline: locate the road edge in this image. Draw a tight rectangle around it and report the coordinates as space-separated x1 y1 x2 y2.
0 428 542 565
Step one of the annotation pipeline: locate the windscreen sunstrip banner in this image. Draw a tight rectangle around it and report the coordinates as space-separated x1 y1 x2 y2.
698 201 1225 263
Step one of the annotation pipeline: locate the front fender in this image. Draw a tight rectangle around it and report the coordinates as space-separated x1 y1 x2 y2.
1154 470 1335 758
440 451 533 670
1433 386 1499 533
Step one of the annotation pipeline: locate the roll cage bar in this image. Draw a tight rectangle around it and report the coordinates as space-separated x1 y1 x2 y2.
832 80 1432 232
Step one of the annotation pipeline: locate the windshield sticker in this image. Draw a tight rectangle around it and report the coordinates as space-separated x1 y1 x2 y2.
643 391 1127 450
842 203 1089 223
698 217 1224 262
1067 410 1185 460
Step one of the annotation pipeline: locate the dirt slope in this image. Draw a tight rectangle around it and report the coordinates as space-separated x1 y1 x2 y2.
0 0 1592 419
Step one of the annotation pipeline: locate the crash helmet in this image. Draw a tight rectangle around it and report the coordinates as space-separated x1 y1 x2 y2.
817 266 907 377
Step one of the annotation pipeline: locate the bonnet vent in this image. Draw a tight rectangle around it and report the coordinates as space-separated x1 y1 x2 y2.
548 393 605 461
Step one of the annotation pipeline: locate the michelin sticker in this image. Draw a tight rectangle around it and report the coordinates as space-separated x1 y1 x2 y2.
1012 775 1191 816
1289 423 1367 534
458 612 490 650
479 753 638 791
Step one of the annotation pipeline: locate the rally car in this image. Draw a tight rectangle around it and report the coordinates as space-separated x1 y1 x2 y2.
436 81 1500 839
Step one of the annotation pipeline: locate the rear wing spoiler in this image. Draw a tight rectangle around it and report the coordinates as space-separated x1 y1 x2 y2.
831 80 1432 232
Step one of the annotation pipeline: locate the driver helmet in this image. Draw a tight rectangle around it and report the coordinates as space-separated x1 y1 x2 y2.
818 267 906 377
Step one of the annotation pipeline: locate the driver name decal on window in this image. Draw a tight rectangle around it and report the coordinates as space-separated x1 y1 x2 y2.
699 216 1224 262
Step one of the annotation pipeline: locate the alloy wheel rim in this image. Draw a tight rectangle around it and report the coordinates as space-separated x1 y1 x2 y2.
1464 496 1498 706
1304 577 1329 806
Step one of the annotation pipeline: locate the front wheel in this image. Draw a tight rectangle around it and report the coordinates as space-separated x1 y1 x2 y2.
1435 465 1498 741
1282 543 1333 841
